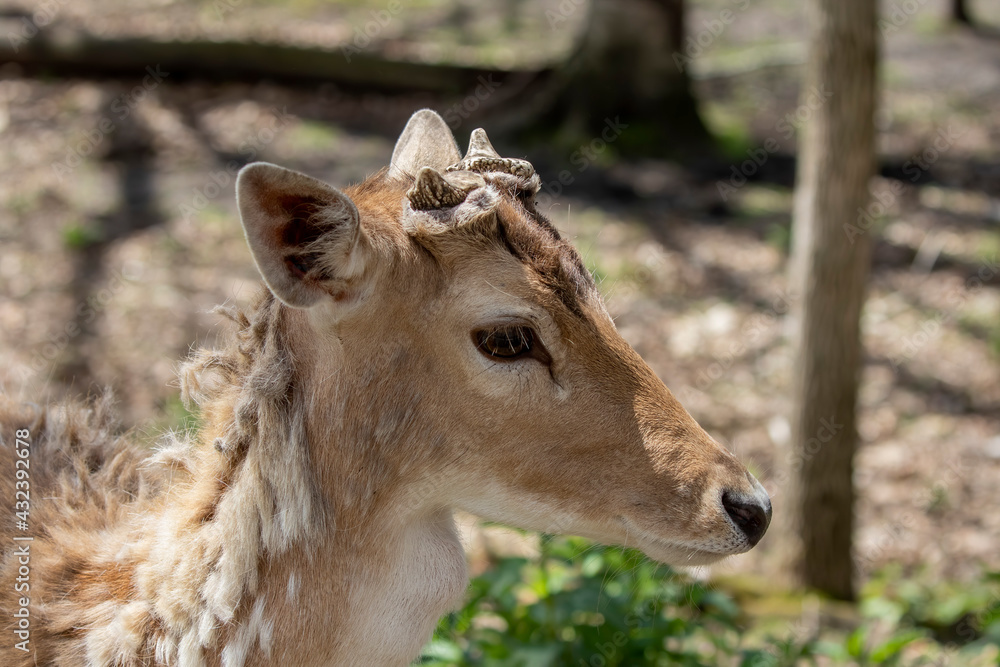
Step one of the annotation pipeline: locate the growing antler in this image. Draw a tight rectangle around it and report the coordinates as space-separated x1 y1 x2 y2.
405 128 540 212
447 129 535 180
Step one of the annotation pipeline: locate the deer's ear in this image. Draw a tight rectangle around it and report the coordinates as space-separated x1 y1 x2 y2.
389 109 462 178
236 162 364 309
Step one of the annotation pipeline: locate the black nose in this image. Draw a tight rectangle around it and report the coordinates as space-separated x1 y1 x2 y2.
722 492 771 546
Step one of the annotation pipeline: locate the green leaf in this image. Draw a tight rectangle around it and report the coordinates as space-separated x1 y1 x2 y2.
845 626 867 658
421 638 464 662
812 639 850 660
860 595 904 625
869 629 926 663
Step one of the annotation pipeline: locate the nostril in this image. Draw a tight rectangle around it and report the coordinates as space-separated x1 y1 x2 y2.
722 491 771 546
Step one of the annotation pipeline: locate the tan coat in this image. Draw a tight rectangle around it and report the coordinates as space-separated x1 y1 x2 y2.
0 110 770 667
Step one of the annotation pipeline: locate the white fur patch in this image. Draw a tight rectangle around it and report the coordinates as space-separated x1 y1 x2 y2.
221 597 272 667
286 571 300 602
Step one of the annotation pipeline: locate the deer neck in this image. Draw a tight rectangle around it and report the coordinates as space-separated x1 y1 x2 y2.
168 310 469 666
286 334 469 665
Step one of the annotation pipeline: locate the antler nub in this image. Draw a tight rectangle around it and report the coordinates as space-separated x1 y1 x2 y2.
406 167 484 211
466 128 501 160
448 128 535 180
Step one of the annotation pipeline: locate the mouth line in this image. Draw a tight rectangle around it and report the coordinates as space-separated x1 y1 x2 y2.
618 516 736 562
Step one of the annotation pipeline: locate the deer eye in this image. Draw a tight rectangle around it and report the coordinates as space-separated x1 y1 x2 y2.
474 326 535 360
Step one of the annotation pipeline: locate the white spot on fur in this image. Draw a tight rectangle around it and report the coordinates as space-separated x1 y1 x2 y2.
286 571 300 602
259 610 274 658
179 627 207 667
221 597 272 667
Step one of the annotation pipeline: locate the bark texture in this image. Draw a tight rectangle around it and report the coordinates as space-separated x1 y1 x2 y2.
535 0 712 158
787 0 878 601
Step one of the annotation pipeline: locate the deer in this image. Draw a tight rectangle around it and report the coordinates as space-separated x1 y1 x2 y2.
0 109 771 667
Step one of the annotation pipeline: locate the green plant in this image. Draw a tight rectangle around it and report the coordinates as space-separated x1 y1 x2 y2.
62 222 103 249
862 566 1000 646
422 535 1000 667
422 535 812 667
812 623 926 666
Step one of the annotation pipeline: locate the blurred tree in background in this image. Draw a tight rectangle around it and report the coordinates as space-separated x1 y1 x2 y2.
951 0 972 25
534 0 713 158
787 0 878 601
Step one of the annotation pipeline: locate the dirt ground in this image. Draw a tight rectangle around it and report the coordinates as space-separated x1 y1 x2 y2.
0 0 998 589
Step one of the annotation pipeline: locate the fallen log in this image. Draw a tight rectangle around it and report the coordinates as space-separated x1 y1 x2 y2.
0 20 543 94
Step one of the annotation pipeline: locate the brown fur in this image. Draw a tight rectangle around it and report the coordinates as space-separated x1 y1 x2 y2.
0 114 769 666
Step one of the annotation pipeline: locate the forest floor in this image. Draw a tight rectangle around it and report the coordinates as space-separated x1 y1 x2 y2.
0 0 998 596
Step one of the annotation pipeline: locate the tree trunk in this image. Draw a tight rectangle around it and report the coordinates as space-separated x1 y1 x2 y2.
951 0 972 25
787 0 878 601
536 0 712 159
